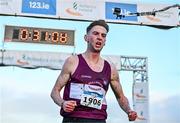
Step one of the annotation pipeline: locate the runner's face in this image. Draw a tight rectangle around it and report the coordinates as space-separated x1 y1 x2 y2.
85 26 107 53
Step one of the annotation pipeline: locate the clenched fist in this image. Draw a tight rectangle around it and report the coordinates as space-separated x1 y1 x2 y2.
62 100 77 112
128 110 137 121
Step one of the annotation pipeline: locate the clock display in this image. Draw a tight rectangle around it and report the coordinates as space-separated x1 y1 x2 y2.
4 25 75 46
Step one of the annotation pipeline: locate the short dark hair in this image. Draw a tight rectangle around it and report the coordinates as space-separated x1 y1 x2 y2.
86 20 109 33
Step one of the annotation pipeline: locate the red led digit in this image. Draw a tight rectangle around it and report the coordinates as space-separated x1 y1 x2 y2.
20 28 28 40
59 32 68 43
32 29 40 41
52 32 59 43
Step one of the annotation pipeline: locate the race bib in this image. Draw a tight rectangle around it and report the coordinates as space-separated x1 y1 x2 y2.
80 85 105 109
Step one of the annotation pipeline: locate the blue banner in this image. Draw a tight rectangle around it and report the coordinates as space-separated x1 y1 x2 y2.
22 0 56 15
105 2 137 21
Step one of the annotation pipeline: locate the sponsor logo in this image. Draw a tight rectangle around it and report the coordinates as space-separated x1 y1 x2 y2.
134 93 146 98
88 85 101 91
137 116 146 120
16 54 29 65
81 75 92 78
21 0 56 15
137 111 146 120
146 15 161 22
65 2 96 16
105 2 138 21
88 81 103 88
134 89 147 99
65 2 82 16
17 59 29 65
144 9 175 23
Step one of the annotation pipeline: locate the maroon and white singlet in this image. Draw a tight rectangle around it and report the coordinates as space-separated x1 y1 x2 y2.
60 54 111 120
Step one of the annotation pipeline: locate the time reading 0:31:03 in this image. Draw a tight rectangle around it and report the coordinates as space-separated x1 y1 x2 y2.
4 25 75 46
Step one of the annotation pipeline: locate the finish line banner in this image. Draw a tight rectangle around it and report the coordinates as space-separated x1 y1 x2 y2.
0 0 179 27
0 50 71 70
0 50 121 70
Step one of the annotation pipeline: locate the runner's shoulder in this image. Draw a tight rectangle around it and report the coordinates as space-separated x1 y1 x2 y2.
65 54 79 65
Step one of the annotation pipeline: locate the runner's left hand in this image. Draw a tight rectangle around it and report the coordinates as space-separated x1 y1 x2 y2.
128 110 137 121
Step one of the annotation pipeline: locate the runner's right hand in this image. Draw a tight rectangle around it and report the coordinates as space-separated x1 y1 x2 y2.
63 100 77 112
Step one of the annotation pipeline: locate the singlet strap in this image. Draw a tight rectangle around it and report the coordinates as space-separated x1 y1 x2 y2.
77 54 87 66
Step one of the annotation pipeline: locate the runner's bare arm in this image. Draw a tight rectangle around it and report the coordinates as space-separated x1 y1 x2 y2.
110 64 131 114
50 56 74 107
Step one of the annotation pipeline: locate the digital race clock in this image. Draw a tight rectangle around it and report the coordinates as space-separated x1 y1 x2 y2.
4 25 75 46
